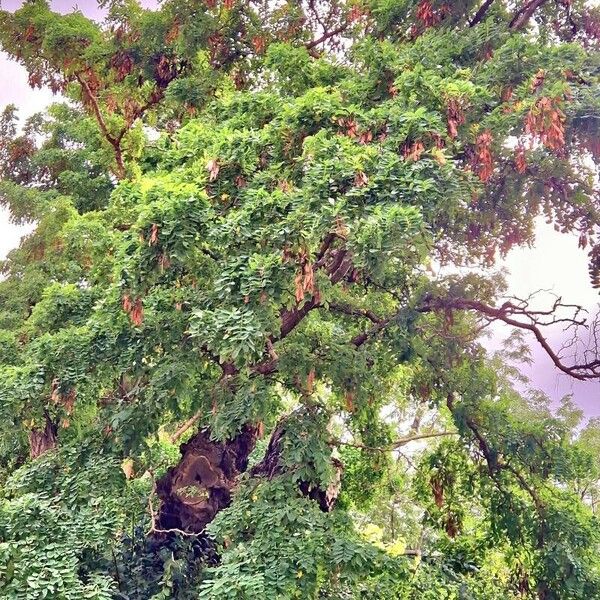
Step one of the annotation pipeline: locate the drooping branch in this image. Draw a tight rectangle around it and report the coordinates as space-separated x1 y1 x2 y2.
253 232 352 375
74 74 112 143
250 412 343 513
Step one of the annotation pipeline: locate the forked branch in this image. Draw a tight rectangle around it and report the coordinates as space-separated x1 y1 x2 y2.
419 296 599 380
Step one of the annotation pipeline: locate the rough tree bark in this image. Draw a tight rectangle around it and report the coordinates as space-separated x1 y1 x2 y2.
156 412 343 534
156 424 259 533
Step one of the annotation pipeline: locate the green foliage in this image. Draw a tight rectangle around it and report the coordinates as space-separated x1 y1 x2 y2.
0 1 599 598
0 443 135 600
201 477 408 599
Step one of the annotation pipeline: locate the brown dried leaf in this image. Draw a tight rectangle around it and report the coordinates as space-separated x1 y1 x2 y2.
122 294 133 313
404 140 425 161
475 130 493 182
149 223 159 246
446 98 466 139
294 270 305 303
354 171 369 187
252 36 266 54
122 458 135 479
531 69 546 93
130 297 144 326
514 144 527 174
306 369 316 394
359 130 373 145
344 391 355 412
166 20 180 44
206 158 220 182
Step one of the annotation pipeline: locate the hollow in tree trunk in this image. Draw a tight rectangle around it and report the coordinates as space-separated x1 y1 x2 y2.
156 424 259 533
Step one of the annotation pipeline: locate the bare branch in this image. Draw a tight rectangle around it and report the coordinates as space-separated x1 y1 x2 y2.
347 294 600 380
420 297 599 380
306 21 351 50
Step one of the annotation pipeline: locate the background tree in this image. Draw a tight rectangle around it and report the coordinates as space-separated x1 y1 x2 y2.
0 1 599 598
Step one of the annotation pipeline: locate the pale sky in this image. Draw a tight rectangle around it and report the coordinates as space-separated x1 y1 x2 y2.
1 0 599 415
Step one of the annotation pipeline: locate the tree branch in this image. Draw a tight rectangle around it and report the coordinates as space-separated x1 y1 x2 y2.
75 72 126 179
306 21 351 50
469 0 496 27
509 0 551 30
346 293 600 381
328 302 384 324
420 296 599 380
446 393 545 516
170 409 203 444
332 430 458 453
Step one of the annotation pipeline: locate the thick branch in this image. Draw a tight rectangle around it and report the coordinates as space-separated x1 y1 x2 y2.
75 73 116 145
509 0 551 30
306 21 351 50
469 0 496 27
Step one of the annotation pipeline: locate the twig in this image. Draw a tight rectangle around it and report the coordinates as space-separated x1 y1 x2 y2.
170 409 203 443
146 472 204 538
331 431 457 453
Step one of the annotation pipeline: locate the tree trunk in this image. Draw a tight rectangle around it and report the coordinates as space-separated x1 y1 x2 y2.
156 424 259 533
28 415 58 459
156 412 342 534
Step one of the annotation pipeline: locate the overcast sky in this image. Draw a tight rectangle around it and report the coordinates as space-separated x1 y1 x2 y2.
1 0 599 415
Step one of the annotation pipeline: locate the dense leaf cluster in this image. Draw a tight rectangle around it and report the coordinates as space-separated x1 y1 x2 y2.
0 1 599 598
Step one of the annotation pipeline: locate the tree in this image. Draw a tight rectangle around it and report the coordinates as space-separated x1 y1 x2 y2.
0 1 599 598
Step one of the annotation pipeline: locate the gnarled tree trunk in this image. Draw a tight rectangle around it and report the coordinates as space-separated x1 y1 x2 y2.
156 412 342 534
156 424 259 533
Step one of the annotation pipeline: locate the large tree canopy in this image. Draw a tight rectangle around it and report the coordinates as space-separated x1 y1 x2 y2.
1 1 600 598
